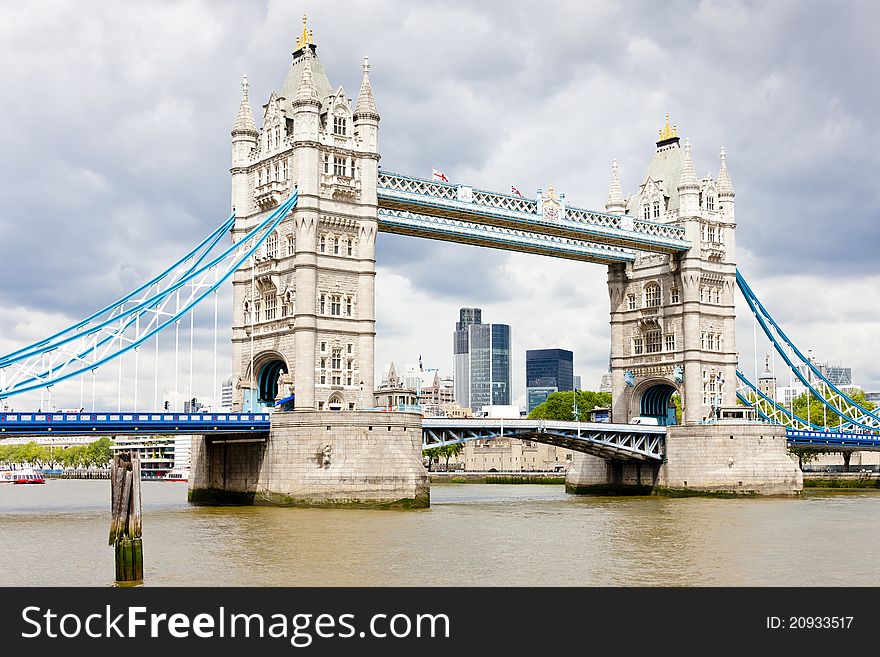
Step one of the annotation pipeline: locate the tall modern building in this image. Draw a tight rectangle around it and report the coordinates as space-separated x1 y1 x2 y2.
526 348 574 412
453 308 510 410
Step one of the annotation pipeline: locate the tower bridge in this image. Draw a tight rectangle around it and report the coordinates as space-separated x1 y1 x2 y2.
5 18 876 504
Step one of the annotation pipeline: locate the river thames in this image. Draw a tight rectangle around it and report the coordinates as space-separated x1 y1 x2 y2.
1 480 879 587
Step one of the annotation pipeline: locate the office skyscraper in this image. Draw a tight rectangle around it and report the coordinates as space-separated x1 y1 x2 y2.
453 308 510 410
526 348 574 412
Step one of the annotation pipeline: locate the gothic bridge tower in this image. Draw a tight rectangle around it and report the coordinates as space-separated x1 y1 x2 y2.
229 17 379 413
606 116 737 425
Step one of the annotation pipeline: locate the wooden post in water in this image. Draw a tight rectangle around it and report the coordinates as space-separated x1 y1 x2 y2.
109 451 143 583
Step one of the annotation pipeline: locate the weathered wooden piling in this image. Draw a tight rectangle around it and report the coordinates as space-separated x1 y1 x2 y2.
109 451 143 583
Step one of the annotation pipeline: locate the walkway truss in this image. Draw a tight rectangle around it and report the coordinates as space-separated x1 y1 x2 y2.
422 419 666 461
735 270 880 434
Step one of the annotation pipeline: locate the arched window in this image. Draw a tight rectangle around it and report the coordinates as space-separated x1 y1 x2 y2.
331 348 342 370
346 297 353 316
644 282 661 308
323 154 329 174
643 204 650 220
333 237 340 255
266 232 278 259
350 158 356 177
333 116 347 136
627 293 637 311
319 235 326 253
286 234 295 256
652 200 660 219
281 159 287 181
319 294 326 314
347 239 353 256
330 295 342 316
670 287 680 304
707 195 715 211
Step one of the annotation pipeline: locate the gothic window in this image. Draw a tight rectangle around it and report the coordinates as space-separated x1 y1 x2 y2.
644 283 661 308
243 300 250 324
264 295 277 321
253 300 260 321
333 116 347 136
331 348 342 370
712 288 720 304
330 295 342 316
643 204 650 220
646 330 662 354
332 375 342 386
346 358 353 371
333 237 340 255
273 163 279 182
627 293 637 311
707 333 715 350
333 156 346 176
346 374 353 386
320 372 326 385
319 294 326 314
323 154 329 174
266 232 278 259
346 297 352 316
350 158 356 177
320 358 326 369
633 336 644 355
670 287 680 304
287 234 295 256
707 195 715 211
320 341 327 353
320 235 326 253
346 343 353 355
652 201 660 219
665 333 675 351
347 239 353 256
700 287 706 303
281 159 287 181
275 127 281 147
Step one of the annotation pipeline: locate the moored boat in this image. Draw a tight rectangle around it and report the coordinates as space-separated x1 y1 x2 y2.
162 467 189 482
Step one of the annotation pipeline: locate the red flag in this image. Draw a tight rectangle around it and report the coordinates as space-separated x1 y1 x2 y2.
511 185 524 197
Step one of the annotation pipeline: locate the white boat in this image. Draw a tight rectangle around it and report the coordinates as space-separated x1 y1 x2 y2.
163 467 190 482
1 468 45 484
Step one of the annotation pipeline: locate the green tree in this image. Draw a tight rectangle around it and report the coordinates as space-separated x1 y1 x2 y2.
422 442 464 471
528 390 612 421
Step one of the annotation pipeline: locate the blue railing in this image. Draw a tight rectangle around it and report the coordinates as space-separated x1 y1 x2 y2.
0 412 271 436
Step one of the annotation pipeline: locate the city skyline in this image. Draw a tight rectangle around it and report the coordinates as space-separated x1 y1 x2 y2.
1 2 878 412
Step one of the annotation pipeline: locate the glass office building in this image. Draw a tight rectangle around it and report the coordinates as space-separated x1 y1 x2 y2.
453 308 511 410
526 348 574 412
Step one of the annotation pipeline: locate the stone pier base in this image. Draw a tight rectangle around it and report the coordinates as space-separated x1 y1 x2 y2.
565 423 803 497
189 411 429 508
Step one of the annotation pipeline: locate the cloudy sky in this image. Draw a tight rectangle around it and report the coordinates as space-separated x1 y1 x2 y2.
1 0 878 411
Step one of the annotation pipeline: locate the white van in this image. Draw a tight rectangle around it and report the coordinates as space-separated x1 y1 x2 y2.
629 416 660 425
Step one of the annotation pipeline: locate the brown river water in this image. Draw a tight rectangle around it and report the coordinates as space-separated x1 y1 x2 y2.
1 480 878 586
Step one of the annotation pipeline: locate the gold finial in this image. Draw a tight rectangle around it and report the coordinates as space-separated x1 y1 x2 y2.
658 112 678 141
296 13 315 50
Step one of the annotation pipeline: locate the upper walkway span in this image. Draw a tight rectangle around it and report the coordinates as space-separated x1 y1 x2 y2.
376 170 691 264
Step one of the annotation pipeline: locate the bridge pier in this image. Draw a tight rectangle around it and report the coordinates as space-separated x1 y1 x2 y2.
565 424 802 496
189 411 429 508
565 453 659 495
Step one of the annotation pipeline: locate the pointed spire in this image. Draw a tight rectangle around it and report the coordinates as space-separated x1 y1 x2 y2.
718 146 734 196
605 159 626 213
292 49 320 107
678 137 698 189
232 74 258 135
355 55 379 120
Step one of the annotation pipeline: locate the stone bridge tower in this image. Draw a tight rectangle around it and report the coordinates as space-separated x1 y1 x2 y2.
605 117 737 425
229 18 379 413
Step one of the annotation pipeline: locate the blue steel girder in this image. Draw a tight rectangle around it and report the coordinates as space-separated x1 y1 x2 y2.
0 412 270 436
378 209 635 265
786 429 880 450
377 170 691 255
421 419 665 461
